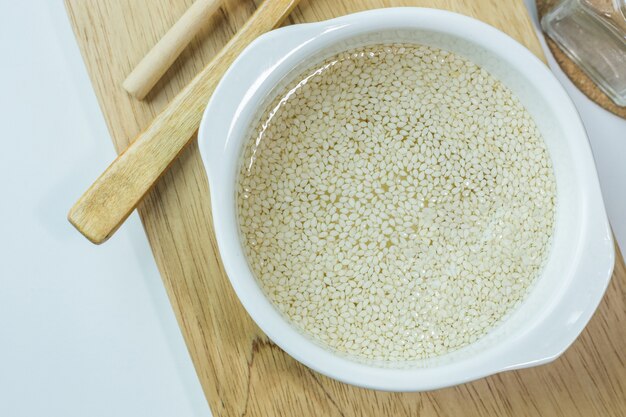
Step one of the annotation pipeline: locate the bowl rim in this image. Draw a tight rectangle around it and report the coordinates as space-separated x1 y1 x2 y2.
198 7 615 391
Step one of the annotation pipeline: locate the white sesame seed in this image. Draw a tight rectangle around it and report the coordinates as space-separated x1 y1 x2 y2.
236 44 556 362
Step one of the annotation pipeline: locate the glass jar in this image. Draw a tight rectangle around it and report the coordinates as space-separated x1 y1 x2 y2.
542 0 626 106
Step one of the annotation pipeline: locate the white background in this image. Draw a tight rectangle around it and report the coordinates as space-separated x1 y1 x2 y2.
0 1 623 416
0 2 208 416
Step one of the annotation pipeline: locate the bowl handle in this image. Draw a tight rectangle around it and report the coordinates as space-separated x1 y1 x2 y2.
198 21 333 182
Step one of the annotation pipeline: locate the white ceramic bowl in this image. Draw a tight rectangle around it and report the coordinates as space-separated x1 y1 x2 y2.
198 8 614 391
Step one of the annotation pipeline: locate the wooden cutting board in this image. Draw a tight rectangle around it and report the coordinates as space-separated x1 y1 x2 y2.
65 1 626 416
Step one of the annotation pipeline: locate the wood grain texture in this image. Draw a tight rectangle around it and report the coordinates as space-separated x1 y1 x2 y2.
68 0 299 243
123 0 225 99
65 0 626 416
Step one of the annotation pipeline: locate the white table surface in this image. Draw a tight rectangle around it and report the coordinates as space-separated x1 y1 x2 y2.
0 2 623 417
0 2 209 416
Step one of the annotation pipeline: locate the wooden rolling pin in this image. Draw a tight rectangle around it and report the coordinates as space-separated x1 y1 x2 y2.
68 0 299 244
123 0 224 99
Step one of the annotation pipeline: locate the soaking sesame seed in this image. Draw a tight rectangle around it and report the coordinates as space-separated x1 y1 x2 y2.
237 44 556 361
